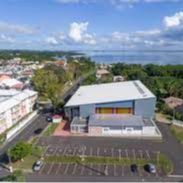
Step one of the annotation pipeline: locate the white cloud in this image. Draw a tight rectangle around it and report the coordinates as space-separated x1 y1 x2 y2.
45 37 58 45
164 12 183 28
0 34 15 43
69 22 96 44
0 21 37 34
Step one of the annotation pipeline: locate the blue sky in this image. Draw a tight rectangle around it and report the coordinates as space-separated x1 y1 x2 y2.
0 0 183 50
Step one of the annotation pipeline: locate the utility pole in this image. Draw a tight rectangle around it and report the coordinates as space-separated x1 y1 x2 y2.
7 150 13 173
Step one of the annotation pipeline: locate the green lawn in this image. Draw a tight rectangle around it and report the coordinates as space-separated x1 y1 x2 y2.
170 125 183 143
12 155 38 171
43 123 59 136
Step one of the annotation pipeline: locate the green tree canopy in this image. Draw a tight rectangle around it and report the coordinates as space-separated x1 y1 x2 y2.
9 142 32 162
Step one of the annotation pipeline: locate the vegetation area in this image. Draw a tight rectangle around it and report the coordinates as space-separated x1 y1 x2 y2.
45 153 173 175
43 123 59 136
170 125 183 143
0 170 25 182
8 141 43 162
158 154 173 175
32 56 95 109
111 63 183 120
0 50 81 62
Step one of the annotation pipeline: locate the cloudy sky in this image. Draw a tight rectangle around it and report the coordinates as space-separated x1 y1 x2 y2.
0 0 183 50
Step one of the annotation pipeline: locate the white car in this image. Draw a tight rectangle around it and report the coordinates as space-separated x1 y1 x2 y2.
33 160 43 172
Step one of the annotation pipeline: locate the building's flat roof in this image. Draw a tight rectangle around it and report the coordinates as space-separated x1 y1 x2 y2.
89 114 144 127
65 80 155 107
0 89 37 113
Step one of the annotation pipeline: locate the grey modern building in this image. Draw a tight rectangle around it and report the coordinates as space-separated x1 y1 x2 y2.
64 80 161 137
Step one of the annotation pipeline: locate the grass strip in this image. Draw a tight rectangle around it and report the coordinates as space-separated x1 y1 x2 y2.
170 125 183 144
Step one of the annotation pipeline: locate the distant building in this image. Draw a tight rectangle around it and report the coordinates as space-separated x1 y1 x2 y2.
96 69 110 79
65 80 161 138
0 78 24 90
113 75 125 82
0 89 37 135
164 97 183 109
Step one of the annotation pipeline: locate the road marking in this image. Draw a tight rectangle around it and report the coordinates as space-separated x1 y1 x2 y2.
139 150 143 159
62 147 67 156
47 163 54 175
89 164 93 175
72 164 77 175
111 148 114 157
44 146 49 156
55 163 61 175
90 147 93 157
80 165 85 175
132 149 136 160
125 149 129 159
121 166 124 176
64 164 70 175
38 163 46 175
114 165 117 176
73 147 77 156
97 147 100 157
97 164 101 175
145 150 151 160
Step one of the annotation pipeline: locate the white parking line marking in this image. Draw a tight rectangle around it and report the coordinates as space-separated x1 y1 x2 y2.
44 146 49 156
73 148 77 156
97 147 100 157
132 149 136 160
114 165 117 176
39 163 46 175
47 163 54 175
62 147 67 156
72 164 77 175
145 150 151 160
80 165 85 175
90 147 93 156
89 164 93 175
97 164 102 175
139 150 143 159
121 166 124 176
125 149 129 159
111 148 114 157
64 164 70 175
55 163 61 175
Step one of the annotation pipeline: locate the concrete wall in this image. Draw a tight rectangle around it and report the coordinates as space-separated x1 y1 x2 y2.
96 101 133 108
134 98 156 118
89 126 102 135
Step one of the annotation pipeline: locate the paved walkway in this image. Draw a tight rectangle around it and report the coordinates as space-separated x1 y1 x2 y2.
53 121 71 136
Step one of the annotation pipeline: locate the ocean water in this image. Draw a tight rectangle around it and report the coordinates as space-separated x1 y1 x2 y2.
82 50 183 65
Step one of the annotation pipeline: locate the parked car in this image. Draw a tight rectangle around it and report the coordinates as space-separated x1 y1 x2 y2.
46 116 52 122
144 163 156 174
33 160 43 172
130 164 138 173
34 128 43 135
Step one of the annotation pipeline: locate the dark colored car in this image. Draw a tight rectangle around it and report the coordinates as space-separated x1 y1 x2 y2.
34 128 43 135
46 116 52 122
130 164 138 173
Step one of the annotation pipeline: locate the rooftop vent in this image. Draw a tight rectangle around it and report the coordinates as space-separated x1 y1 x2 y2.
133 81 147 97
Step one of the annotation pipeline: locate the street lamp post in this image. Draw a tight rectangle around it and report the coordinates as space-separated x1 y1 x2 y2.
7 150 13 173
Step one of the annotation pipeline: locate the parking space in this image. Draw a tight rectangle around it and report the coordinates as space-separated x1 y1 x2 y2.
43 145 157 161
37 163 161 178
39 145 163 178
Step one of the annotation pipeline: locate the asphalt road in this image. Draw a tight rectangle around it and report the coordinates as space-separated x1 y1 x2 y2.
0 113 49 160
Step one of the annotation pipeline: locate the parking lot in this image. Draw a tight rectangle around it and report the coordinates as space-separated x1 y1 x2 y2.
35 145 164 178
43 145 157 160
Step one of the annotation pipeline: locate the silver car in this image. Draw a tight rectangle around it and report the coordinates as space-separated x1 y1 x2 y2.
146 163 156 174
33 160 43 172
